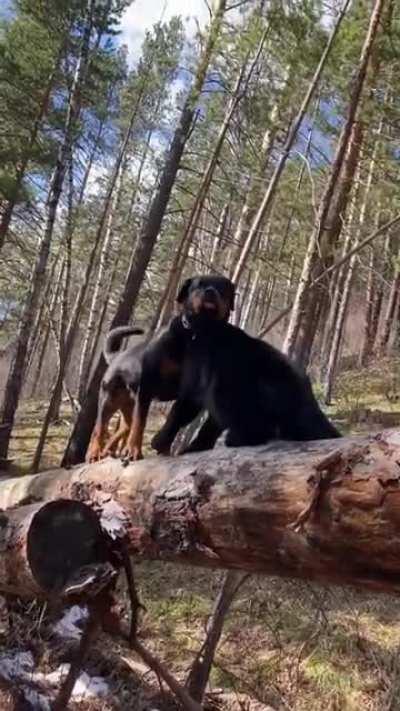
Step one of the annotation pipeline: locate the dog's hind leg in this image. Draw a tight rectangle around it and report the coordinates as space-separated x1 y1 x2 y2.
122 384 153 461
87 393 117 463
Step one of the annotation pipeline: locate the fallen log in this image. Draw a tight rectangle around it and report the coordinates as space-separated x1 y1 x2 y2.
0 499 116 598
1 430 400 595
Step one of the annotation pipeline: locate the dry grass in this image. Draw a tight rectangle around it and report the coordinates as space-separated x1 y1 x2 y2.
2 358 400 709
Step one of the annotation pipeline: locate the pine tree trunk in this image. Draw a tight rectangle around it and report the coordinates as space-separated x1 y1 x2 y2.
232 269 250 326
319 123 381 369
379 245 400 355
32 62 146 466
284 0 385 365
359 240 378 366
356 101 393 368
28 258 65 398
157 32 266 328
32 154 128 470
185 571 247 703
210 202 230 269
86 270 116 375
322 183 361 403
257 111 318 338
25 250 62 376
62 0 228 467
286 119 364 366
231 0 351 286
29 101 108 398
77 115 107 206
228 98 279 275
77 159 127 403
261 214 400 340
240 269 260 330
127 125 155 222
0 0 95 460
367 230 392 356
0 44 63 251
317 143 363 373
49 154 74 423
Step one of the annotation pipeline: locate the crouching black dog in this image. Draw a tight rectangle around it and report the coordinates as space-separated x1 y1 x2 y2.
87 275 236 462
152 281 340 455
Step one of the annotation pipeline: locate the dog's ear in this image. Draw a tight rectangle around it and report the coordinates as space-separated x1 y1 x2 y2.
228 282 236 311
176 277 193 304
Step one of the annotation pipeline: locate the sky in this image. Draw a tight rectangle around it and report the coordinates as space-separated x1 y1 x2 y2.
0 0 210 59
119 0 210 65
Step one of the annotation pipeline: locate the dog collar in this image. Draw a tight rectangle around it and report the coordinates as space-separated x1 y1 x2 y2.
182 314 191 330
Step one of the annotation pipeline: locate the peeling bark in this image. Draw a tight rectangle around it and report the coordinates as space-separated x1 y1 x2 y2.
4 432 400 595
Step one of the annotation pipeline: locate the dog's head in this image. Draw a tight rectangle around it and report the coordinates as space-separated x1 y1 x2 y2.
176 275 235 324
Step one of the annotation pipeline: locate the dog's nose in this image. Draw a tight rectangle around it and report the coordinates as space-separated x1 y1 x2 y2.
204 287 217 300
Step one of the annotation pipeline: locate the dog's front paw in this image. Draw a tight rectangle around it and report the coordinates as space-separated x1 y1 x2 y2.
86 443 103 463
120 443 143 462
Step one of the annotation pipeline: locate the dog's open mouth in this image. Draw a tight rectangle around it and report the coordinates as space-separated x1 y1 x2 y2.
203 301 217 311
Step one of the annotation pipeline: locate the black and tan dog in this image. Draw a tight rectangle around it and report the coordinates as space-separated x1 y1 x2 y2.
151 279 340 455
87 275 235 462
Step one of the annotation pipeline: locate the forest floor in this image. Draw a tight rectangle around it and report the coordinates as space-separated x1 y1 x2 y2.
2 357 400 710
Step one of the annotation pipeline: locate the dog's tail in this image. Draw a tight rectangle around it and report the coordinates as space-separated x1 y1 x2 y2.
103 326 144 365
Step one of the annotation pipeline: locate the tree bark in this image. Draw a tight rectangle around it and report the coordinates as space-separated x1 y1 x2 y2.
62 0 227 467
32 78 147 470
77 158 126 403
284 0 385 364
228 99 279 277
359 211 393 367
379 245 400 355
27 256 65 397
7 431 400 596
209 202 230 269
284 118 364 365
319 120 381 370
49 151 75 423
185 570 247 703
157 29 267 328
257 103 318 337
231 0 351 285
322 192 361 404
0 0 96 460
240 268 260 330
359 242 378 366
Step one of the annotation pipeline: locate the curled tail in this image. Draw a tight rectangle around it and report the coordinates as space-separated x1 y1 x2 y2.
103 325 144 365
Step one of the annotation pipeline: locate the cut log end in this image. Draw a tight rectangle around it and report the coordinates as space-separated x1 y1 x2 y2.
27 499 111 597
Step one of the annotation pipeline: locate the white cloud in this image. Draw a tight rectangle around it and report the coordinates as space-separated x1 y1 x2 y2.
119 0 210 65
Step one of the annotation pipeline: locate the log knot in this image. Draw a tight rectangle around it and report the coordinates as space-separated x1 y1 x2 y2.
290 445 368 532
190 471 215 501
150 473 219 561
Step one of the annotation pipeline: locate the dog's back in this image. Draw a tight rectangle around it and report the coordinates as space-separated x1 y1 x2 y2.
183 320 339 445
102 333 147 393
